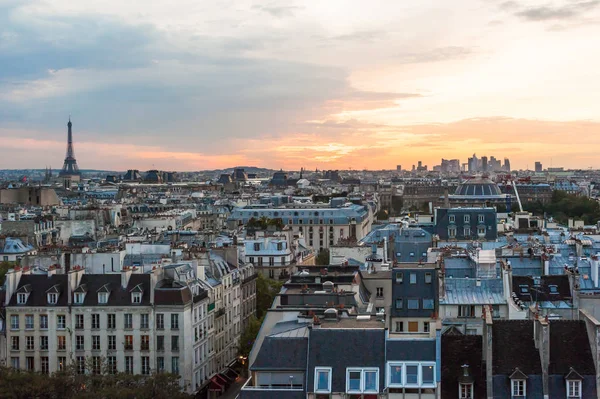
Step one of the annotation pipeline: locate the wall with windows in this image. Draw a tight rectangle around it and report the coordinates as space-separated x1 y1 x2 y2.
391 268 438 319
434 208 497 241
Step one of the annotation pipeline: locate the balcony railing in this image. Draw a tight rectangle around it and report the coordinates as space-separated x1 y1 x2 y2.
241 376 304 391
215 308 226 318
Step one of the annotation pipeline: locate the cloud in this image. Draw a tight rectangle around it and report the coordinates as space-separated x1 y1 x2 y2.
252 4 303 18
397 46 474 64
514 1 600 21
330 30 386 42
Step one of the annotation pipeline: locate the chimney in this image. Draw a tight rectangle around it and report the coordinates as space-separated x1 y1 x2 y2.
121 267 132 289
150 266 162 304
67 267 84 305
483 311 493 399
4 268 22 305
534 317 550 398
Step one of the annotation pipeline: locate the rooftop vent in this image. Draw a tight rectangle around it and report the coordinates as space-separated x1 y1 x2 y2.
324 308 338 319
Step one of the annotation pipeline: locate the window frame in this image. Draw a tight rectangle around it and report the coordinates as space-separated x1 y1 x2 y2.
386 361 436 388
567 380 582 398
460 382 474 399
511 379 526 397
395 272 403 283
346 367 379 394
314 367 332 393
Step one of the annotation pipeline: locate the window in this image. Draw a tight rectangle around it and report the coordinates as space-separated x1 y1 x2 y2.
124 313 133 329
92 314 100 329
387 362 436 388
408 299 420 309
410 273 417 284
76 335 85 350
459 305 475 318
449 227 457 238
141 335 150 350
98 292 108 304
41 357 49 374
152 312 163 329
346 368 379 393
108 335 116 350
395 321 403 332
511 379 525 397
422 364 435 386
406 364 419 385
107 313 116 329
40 336 49 350
141 313 149 329
92 335 101 350
25 336 34 350
172 336 179 351
125 335 133 350
395 299 403 309
172 357 179 374
40 315 48 329
57 336 66 350
460 383 474 399
125 356 133 374
463 227 471 237
58 357 66 371
157 357 165 373
47 293 57 304
567 380 581 398
171 314 179 329
77 356 85 374
396 273 403 283
107 357 117 374
478 214 485 223
423 321 430 333
492 305 501 318
92 356 101 374
425 272 432 284
157 335 164 351
314 367 332 393
464 215 470 223
10 315 19 330
11 357 20 369
478 227 486 236
17 293 28 304
376 287 384 298
132 292 142 303
11 336 19 350
26 357 34 371
449 215 456 223
25 315 33 329
74 293 85 304
422 298 434 310
141 356 150 375
75 314 84 329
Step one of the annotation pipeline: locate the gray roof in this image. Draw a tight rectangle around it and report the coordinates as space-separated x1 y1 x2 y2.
386 338 437 361
307 328 386 393
441 278 506 305
252 337 308 371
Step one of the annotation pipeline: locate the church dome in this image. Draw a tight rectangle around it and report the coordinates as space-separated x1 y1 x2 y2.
454 178 502 196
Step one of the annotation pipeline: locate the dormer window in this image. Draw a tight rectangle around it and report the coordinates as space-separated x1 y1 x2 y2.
17 293 28 304
98 292 108 304
460 383 473 398
449 215 456 223
132 292 142 303
74 293 85 304
47 293 58 305
567 380 581 398
511 379 525 397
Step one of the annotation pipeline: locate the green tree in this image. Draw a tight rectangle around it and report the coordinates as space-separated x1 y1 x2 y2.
255 273 283 319
0 261 14 285
238 315 263 357
315 249 330 266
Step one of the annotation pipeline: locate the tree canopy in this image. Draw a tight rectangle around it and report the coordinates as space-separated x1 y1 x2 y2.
523 191 600 225
315 249 330 266
0 366 190 399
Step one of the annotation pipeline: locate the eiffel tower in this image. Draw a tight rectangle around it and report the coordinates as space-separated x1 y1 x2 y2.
59 117 81 187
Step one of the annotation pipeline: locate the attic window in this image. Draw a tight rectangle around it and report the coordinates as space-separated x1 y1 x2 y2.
132 292 142 304
98 292 108 304
17 293 28 304
74 293 85 304
549 285 558 294
47 293 58 305
567 380 581 398
511 379 526 397
519 285 529 294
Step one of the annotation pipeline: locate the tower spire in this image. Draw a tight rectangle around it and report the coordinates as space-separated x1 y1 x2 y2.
59 117 81 180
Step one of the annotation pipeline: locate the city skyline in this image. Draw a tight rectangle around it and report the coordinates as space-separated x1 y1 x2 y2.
1 1 600 170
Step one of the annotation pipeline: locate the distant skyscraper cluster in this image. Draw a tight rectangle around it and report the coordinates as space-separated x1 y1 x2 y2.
467 154 511 173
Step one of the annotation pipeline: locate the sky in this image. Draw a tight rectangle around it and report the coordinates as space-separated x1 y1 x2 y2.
1 0 599 171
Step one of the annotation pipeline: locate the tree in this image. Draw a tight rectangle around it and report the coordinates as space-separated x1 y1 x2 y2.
315 249 330 266
0 366 190 399
255 273 283 319
238 315 263 357
0 261 13 285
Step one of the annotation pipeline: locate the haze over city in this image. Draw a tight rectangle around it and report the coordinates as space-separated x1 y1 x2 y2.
1 0 599 170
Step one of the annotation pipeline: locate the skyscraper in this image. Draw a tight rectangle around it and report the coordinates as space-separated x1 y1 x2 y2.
535 161 543 173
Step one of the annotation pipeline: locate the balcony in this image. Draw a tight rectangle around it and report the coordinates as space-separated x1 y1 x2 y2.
241 376 304 397
215 308 226 318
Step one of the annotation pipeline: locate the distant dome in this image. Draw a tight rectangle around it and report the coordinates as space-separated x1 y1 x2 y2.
454 178 502 196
